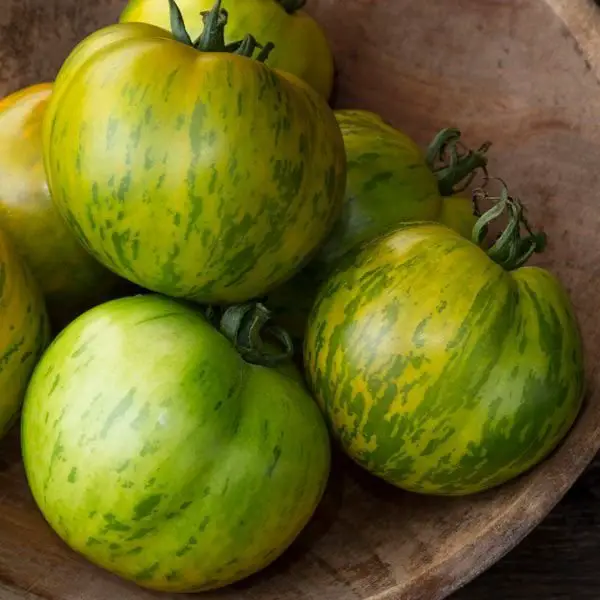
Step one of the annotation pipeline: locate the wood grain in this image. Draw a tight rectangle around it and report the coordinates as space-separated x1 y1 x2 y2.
453 458 600 599
1 0 600 599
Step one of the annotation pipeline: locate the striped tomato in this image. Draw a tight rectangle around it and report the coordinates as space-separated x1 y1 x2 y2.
120 0 334 99
304 187 585 495
315 109 487 270
43 1 346 305
0 84 117 327
22 295 330 591
0 227 50 439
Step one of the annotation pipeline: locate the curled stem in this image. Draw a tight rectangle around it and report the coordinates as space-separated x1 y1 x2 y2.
426 128 491 197
471 178 547 271
219 303 294 366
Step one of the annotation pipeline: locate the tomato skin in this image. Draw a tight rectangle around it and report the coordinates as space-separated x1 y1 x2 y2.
42 23 346 305
304 222 585 495
119 0 334 99
22 294 330 591
438 195 478 240
314 109 443 271
0 227 50 439
0 84 117 327
318 110 481 271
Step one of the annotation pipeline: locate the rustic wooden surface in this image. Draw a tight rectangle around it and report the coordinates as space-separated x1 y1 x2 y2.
2 0 600 599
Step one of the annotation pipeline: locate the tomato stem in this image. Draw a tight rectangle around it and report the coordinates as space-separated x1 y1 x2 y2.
168 0 193 46
426 128 491 197
256 41 276 63
277 0 307 14
471 178 547 271
195 0 228 51
219 303 294 366
167 0 275 60
226 36 275 63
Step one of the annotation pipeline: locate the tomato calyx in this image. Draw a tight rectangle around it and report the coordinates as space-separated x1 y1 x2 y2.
471 178 547 271
206 302 295 366
277 0 308 14
168 0 275 62
426 128 491 197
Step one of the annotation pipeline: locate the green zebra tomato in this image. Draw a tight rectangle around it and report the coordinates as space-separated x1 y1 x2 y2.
304 190 585 496
43 2 346 305
0 83 117 327
0 227 50 439
22 295 330 591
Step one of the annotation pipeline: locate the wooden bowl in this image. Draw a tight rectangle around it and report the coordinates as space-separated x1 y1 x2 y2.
1 0 600 598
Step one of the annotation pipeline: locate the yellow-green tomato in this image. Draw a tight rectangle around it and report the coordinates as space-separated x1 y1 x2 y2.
0 83 117 327
22 295 330 591
42 15 346 304
315 109 444 269
0 227 50 439
439 195 478 239
305 222 585 495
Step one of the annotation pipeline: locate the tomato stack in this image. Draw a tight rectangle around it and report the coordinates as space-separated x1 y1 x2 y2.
0 0 585 593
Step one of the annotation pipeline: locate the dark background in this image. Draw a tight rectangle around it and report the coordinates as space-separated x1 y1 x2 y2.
452 458 600 598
